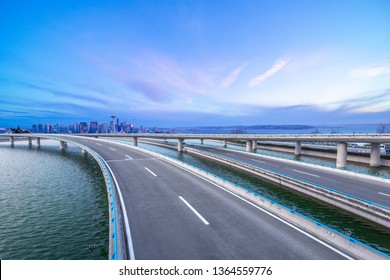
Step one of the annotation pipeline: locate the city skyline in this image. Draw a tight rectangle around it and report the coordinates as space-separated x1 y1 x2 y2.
1 0 390 127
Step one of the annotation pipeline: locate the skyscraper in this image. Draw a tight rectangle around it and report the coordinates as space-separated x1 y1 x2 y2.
89 120 98 133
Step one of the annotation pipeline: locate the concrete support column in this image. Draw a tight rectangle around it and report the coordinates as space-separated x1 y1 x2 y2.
223 140 227 148
28 137 32 146
133 137 138 146
178 138 184 152
252 140 257 152
60 140 66 150
370 143 381 167
200 139 204 145
9 136 14 146
36 138 41 147
246 140 253 152
295 141 302 156
336 142 347 168
82 148 87 155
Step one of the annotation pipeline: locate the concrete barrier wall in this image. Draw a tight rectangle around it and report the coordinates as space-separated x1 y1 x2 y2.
138 139 390 221
105 139 389 260
184 148 390 229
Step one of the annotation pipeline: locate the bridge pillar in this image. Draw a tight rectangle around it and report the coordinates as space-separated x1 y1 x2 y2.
36 138 41 147
370 143 381 167
336 142 347 168
9 136 14 146
295 141 302 156
252 140 257 152
133 137 138 146
246 140 253 152
28 137 32 146
223 140 227 148
81 148 87 155
178 138 184 152
200 139 204 145
60 140 66 150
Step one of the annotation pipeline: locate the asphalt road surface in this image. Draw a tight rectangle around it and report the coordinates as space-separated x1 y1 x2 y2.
142 139 390 208
63 136 349 260
184 143 390 208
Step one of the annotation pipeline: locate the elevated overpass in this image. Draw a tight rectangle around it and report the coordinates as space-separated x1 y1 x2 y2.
78 133 390 168
2 133 390 259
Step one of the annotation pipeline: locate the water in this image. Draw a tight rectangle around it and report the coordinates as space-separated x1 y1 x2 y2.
171 123 383 134
113 140 390 256
0 140 108 259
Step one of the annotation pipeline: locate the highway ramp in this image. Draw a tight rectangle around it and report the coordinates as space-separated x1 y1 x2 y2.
66 136 349 260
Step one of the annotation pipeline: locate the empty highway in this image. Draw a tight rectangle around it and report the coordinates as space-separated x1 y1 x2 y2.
63 136 350 259
142 139 390 208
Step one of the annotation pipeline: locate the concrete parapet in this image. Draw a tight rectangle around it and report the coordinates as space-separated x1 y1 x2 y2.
184 148 390 230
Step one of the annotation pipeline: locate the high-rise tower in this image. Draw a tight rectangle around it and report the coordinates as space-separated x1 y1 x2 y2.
111 115 116 133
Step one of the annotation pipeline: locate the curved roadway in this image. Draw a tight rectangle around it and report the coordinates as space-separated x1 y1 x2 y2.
141 139 390 208
184 142 390 208
62 136 349 260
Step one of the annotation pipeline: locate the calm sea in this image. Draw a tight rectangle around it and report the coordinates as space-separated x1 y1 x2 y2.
0 140 108 259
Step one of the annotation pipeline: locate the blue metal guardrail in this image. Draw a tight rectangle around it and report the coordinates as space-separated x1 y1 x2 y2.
44 137 119 260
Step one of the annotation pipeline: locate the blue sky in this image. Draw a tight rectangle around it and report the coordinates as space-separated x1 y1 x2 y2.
1 0 389 128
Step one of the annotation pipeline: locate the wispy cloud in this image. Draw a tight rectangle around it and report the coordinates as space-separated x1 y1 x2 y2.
318 89 390 113
219 64 247 89
350 66 390 78
249 57 289 87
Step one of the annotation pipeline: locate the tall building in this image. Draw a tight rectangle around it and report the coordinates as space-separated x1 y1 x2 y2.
89 120 98 133
100 122 109 133
111 116 116 133
79 122 88 133
44 124 51 133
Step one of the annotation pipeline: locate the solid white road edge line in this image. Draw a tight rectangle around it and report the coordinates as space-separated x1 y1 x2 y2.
99 156 135 259
179 196 210 225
